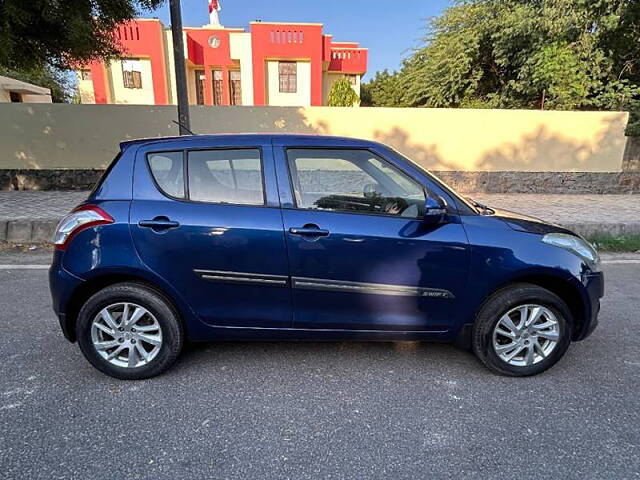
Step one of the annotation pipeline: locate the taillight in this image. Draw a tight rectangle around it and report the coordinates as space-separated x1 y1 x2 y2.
53 205 114 250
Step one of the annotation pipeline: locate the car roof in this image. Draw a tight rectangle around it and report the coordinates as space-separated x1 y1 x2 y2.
120 133 382 150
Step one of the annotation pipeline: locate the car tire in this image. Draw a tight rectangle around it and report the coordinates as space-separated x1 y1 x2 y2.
76 282 183 380
472 283 573 377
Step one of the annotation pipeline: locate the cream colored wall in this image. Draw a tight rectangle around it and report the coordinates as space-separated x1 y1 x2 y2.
230 32 254 106
186 68 202 105
0 104 628 172
301 108 628 172
266 61 311 106
20 93 53 103
108 59 156 105
0 89 52 103
163 30 181 106
323 73 360 106
76 72 96 104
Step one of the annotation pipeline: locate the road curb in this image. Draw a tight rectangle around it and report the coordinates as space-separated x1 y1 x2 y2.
561 221 640 237
1 219 59 243
1 218 639 244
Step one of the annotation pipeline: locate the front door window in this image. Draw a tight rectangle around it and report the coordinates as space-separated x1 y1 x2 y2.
287 149 425 218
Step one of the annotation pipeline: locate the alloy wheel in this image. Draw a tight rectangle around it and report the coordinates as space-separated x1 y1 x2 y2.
492 304 560 367
90 302 163 368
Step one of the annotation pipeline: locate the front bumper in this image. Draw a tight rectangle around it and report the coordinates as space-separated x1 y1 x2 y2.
574 271 604 341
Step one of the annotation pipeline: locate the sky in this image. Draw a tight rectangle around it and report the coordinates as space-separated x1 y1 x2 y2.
147 0 451 80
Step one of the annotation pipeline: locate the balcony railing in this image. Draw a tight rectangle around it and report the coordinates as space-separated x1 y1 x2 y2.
328 48 367 74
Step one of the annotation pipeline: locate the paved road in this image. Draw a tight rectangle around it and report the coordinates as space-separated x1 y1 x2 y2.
1 255 639 479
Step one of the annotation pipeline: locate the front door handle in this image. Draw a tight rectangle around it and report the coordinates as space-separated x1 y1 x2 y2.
289 226 330 237
139 217 180 230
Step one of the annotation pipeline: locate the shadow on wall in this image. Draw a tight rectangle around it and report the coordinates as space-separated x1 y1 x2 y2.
0 104 630 191
372 127 460 171
476 114 627 171
0 104 326 189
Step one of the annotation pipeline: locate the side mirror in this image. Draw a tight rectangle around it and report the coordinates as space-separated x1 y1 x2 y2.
423 194 448 224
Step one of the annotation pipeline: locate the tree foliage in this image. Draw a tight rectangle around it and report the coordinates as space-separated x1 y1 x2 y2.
625 100 640 136
360 70 405 107
362 0 640 111
0 0 164 71
328 78 360 106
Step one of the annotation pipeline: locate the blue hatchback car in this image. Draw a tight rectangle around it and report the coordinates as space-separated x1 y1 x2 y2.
49 134 603 379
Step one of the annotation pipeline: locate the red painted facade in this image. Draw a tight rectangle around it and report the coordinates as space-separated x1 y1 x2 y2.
114 21 169 104
250 23 326 106
84 19 367 106
185 27 244 106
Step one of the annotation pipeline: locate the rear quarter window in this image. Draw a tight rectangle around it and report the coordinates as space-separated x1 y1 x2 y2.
148 151 185 199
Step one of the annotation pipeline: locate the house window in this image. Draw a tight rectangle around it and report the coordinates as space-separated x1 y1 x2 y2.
346 74 358 86
80 69 92 81
212 70 224 105
122 59 142 89
229 70 242 105
278 62 297 93
195 70 206 105
9 92 22 103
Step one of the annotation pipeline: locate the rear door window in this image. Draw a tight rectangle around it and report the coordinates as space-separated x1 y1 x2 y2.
187 149 264 205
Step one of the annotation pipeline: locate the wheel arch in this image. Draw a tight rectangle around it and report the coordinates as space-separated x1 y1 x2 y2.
63 273 189 343
480 273 586 341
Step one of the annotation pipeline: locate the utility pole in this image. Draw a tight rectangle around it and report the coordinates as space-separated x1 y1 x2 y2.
169 0 191 135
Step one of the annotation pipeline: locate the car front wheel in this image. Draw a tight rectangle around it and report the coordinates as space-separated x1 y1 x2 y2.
472 283 573 376
76 283 183 380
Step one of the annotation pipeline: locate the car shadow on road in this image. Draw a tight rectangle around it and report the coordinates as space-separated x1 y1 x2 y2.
169 340 487 379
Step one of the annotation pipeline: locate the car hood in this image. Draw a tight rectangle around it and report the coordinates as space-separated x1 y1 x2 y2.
489 207 575 235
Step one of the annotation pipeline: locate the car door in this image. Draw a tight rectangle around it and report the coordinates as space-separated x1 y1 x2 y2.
273 141 470 332
129 139 292 329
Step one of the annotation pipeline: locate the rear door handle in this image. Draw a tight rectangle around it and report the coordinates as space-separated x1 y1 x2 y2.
139 218 180 230
289 227 330 237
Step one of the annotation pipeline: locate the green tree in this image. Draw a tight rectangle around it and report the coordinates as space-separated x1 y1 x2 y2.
361 69 406 107
328 78 360 106
372 0 640 111
0 0 164 71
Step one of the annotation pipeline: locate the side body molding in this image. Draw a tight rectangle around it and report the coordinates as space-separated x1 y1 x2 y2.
194 269 455 298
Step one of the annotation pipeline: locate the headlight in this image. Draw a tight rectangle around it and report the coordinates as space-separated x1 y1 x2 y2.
542 233 600 269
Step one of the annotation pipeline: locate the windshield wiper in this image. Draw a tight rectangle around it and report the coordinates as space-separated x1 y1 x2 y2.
467 197 495 215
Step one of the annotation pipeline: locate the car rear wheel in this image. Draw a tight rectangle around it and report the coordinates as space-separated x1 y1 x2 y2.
77 283 183 380
472 283 572 376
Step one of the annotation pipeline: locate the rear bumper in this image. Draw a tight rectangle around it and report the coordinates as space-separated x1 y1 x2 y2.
49 251 84 342
56 313 74 342
574 271 604 341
